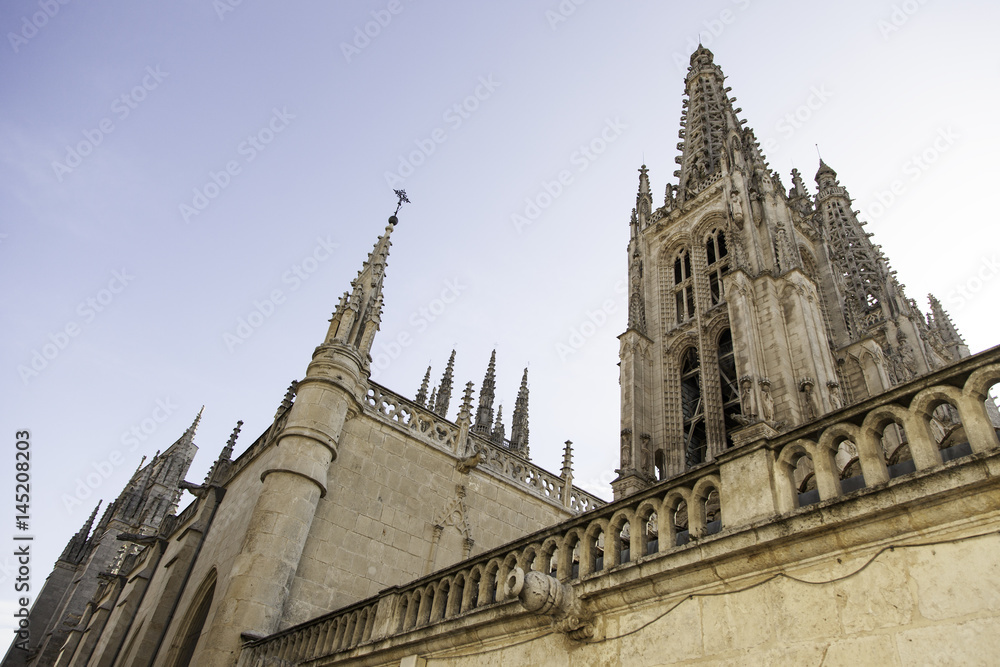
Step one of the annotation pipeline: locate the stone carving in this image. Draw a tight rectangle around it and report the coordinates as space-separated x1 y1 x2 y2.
739 374 757 420
729 189 745 229
504 567 594 641
799 378 819 421
456 447 483 474
827 381 842 411
620 428 633 469
759 378 775 423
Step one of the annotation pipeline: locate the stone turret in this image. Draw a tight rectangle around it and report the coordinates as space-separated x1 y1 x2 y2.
201 205 405 665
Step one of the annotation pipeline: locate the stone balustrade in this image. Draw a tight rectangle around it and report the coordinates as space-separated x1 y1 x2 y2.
238 348 1000 666
366 382 604 513
366 383 461 453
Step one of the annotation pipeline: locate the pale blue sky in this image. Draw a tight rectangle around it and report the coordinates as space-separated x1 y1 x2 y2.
3 0 999 634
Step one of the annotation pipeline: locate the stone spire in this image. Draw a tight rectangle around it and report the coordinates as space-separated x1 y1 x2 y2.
415 365 432 406
813 159 895 339
60 503 100 565
560 440 574 509
509 368 530 457
428 386 438 413
434 350 456 416
206 420 242 485
474 350 497 434
561 440 574 478
458 381 475 424
491 405 505 444
635 164 653 228
927 294 969 359
675 46 748 203
325 214 399 363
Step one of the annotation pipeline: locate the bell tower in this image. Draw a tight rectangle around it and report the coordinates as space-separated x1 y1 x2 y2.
614 47 843 498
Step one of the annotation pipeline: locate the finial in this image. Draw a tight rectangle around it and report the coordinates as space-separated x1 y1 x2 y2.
561 440 574 478
391 188 410 221
815 144 822 160
224 420 243 458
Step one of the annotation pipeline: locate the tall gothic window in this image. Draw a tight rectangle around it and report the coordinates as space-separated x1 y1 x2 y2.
674 249 694 324
680 347 706 466
717 329 740 447
706 230 729 306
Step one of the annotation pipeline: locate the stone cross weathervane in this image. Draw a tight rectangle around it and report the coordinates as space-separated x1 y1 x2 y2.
390 189 410 224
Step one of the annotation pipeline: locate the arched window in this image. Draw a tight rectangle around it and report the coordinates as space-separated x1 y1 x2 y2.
717 329 741 447
171 571 216 667
680 348 707 466
674 249 695 324
706 230 730 306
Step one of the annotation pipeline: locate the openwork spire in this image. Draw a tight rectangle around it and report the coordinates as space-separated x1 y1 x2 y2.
434 350 456 416
814 160 894 338
509 368 530 457
675 46 747 202
473 350 497 434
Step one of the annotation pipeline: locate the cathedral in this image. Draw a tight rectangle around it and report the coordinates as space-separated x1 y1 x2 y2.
7 46 1000 666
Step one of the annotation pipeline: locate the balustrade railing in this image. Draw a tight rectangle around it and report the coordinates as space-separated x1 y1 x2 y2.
239 348 1000 666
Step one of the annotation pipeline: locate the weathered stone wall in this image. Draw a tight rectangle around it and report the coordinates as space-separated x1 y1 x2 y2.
283 412 575 626
412 522 1000 667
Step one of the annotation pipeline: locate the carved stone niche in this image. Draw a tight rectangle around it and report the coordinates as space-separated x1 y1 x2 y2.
504 567 594 641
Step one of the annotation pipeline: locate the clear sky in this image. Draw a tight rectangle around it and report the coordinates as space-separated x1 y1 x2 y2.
2 0 999 636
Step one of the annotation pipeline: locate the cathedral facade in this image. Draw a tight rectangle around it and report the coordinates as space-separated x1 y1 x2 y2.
7 47 1000 666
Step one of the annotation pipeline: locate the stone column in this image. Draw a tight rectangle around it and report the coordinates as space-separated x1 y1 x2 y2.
200 348 363 666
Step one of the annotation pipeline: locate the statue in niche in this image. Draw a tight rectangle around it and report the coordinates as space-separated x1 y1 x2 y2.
897 331 918 380
739 375 756 419
750 191 764 226
759 379 775 423
799 378 819 421
640 434 651 474
827 381 842 411
620 429 633 469
729 189 745 229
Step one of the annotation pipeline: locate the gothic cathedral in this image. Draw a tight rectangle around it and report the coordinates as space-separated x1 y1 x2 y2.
7 47 1000 667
